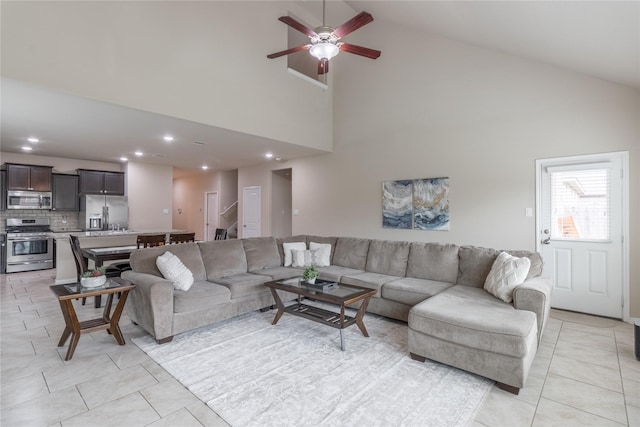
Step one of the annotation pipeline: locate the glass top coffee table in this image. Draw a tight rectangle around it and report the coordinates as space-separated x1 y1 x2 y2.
264 277 377 351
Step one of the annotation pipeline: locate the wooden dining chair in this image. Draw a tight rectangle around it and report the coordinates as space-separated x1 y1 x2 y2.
169 232 195 244
136 234 167 248
69 235 121 305
214 228 227 240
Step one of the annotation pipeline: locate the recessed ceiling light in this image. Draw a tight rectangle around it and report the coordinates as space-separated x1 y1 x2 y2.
275 157 282 161
163 135 174 142
21 146 33 151
193 141 205 145
265 153 273 158
134 151 143 156
27 137 39 143
201 165 209 170
120 157 128 162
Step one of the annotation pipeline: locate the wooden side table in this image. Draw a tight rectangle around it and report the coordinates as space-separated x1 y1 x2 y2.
50 277 135 361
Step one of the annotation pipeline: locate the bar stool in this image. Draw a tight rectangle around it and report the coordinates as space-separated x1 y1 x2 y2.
136 234 167 248
169 232 195 244
214 228 227 240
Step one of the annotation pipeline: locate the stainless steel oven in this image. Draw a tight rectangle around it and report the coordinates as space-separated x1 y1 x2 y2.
5 218 54 273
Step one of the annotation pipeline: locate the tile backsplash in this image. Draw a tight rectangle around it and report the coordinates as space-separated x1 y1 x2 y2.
0 210 81 232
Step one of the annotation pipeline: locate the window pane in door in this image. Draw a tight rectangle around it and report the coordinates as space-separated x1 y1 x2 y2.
550 168 610 240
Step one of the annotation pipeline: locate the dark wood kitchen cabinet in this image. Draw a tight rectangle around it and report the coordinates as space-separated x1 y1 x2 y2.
5 163 53 191
52 174 79 211
77 169 125 195
0 170 6 211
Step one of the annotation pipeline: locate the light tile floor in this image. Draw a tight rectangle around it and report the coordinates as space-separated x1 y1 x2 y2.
1 269 638 426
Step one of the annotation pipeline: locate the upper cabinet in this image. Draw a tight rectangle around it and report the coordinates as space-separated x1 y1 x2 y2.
5 163 53 191
0 170 6 211
52 174 79 211
78 169 125 195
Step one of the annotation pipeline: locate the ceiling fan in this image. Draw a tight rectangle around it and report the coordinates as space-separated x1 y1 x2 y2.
267 2 381 75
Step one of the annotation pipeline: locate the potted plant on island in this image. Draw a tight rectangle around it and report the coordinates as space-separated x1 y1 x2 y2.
81 267 107 288
303 266 319 284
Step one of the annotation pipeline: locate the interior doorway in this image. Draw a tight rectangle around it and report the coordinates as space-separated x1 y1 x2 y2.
204 192 219 241
536 152 629 320
242 186 261 238
271 169 293 238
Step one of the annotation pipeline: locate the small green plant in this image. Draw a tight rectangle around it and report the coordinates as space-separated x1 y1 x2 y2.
82 266 106 278
303 266 319 281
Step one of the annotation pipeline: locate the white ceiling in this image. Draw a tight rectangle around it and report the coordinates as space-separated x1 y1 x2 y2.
2 1 638 175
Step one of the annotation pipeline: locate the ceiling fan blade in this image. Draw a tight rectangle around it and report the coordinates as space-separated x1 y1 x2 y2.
339 43 381 59
332 11 374 38
318 58 329 75
278 16 317 38
267 44 312 59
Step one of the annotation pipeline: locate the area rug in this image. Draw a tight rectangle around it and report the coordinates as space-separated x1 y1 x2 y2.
133 306 493 427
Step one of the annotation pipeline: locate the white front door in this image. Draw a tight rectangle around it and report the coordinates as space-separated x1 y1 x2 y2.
205 192 219 241
242 186 261 238
537 153 626 319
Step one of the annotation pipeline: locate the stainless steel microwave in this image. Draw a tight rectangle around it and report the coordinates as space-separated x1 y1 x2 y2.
7 191 52 210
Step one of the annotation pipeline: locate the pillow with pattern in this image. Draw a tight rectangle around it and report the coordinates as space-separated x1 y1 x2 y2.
309 242 331 267
283 242 307 267
484 251 531 303
156 251 194 291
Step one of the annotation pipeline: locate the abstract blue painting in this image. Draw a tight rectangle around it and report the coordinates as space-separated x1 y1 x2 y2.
413 177 450 230
382 180 413 229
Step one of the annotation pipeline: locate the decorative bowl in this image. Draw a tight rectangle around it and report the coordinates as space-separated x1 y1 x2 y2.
81 275 107 288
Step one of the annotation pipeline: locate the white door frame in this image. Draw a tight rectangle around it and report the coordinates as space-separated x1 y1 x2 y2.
535 151 630 321
204 191 219 242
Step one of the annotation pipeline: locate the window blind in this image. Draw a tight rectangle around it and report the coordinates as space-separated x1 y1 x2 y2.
549 167 610 240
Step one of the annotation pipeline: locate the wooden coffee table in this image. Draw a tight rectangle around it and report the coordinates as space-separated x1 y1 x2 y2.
264 278 377 351
50 277 134 361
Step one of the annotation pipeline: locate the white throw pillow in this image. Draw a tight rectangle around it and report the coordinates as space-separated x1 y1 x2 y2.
484 252 531 303
309 242 331 267
156 251 194 291
283 242 307 267
291 248 325 268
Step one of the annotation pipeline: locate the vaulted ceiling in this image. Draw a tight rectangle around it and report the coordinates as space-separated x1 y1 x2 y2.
2 1 638 175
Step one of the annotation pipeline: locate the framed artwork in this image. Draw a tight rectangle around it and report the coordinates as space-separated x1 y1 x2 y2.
382 180 413 229
382 177 450 231
413 177 450 230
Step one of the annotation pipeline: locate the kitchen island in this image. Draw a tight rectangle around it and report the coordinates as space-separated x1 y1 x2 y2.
53 230 187 284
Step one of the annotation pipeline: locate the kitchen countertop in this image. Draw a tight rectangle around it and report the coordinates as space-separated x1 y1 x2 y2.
51 229 188 238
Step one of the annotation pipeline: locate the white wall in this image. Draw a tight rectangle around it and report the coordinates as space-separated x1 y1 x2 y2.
126 162 173 232
239 22 640 316
1 1 333 152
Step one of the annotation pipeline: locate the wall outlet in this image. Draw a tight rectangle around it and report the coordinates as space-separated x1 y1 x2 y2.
293 209 300 216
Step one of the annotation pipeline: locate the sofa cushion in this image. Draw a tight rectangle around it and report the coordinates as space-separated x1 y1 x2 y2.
316 265 364 282
382 277 453 306
341 272 399 298
407 243 459 283
409 286 537 358
213 273 272 298
173 281 231 313
333 237 370 270
243 237 281 271
156 251 194 291
457 245 500 287
199 240 247 280
365 240 410 277
254 266 304 281
277 235 308 265
129 243 207 281
484 252 531 303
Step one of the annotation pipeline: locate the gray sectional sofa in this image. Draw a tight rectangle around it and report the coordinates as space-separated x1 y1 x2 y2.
122 235 552 394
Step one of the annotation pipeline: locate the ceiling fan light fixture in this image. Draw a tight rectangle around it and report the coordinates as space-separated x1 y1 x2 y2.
309 42 339 60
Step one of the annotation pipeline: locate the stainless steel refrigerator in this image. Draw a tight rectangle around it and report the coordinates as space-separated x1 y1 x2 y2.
80 195 129 231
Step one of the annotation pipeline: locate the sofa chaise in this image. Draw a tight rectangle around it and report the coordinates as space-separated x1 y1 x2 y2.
122 235 551 393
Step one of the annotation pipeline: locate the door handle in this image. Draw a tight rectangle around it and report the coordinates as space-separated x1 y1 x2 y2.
542 237 551 245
